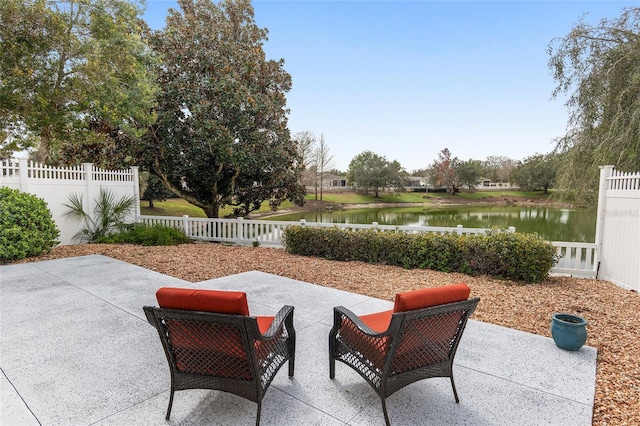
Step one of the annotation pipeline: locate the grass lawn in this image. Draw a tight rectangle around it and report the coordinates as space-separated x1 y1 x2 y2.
140 190 554 218
140 198 295 217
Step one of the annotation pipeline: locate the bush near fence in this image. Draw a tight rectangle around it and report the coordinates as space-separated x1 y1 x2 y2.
282 226 558 283
0 187 60 262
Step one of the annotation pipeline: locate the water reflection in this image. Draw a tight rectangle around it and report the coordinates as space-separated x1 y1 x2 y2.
269 206 596 242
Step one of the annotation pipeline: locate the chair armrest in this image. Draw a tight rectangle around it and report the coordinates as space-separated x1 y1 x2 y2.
333 306 389 337
259 305 294 339
143 306 160 329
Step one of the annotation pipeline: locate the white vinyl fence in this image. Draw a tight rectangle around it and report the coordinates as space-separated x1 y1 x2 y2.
3 158 634 287
1 159 139 245
138 215 598 277
595 166 640 291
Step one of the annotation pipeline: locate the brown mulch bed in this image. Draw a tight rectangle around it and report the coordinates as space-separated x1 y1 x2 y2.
15 243 640 425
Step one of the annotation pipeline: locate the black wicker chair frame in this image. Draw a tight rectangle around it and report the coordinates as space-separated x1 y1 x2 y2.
144 305 295 426
329 298 479 426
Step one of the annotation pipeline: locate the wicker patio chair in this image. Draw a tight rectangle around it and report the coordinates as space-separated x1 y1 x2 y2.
329 283 479 426
144 287 295 426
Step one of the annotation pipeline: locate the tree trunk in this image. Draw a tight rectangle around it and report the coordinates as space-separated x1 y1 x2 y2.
204 205 219 218
35 128 53 164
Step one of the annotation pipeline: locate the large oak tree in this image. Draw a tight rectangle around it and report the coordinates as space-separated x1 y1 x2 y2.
0 0 158 166
144 0 304 218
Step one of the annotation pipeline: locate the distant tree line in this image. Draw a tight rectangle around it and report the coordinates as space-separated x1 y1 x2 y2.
2 1 639 209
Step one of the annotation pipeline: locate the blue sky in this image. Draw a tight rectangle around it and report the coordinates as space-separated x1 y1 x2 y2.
143 0 637 172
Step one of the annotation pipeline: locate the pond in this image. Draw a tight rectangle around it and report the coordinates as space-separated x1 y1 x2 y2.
266 206 597 242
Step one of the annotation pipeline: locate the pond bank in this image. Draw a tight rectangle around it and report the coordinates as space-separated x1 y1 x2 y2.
251 194 574 220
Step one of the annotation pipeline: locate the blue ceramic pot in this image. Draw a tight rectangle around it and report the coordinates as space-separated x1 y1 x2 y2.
551 313 588 351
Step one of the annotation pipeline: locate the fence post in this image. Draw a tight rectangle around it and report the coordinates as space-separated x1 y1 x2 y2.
182 215 189 236
300 219 306 226
83 163 93 215
595 165 614 274
18 158 29 192
456 224 463 235
508 226 516 233
237 217 244 241
131 166 140 220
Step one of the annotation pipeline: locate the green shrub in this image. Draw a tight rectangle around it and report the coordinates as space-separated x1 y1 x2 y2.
63 188 137 242
282 226 558 283
96 223 190 246
0 187 60 262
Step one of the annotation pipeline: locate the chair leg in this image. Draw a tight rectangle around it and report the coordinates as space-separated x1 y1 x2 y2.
255 400 262 426
329 355 335 379
288 353 295 377
381 397 391 426
450 375 460 403
328 332 336 379
165 388 175 420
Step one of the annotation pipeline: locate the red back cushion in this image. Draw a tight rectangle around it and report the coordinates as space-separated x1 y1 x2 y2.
393 283 470 313
156 287 250 316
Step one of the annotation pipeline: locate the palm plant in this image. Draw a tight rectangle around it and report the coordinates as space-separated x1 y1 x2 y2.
63 189 137 242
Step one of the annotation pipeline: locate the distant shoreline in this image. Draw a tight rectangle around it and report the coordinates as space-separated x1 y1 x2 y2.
251 194 574 219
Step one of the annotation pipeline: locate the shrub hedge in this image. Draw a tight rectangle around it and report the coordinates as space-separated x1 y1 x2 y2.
0 187 60 262
282 226 558 283
96 223 190 246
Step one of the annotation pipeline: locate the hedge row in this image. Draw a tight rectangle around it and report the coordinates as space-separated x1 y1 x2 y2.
282 226 559 283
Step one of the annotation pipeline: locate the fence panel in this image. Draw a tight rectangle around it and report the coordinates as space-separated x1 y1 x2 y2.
1 159 138 245
597 167 640 291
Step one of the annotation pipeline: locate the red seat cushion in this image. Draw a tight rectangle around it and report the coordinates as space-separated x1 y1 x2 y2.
156 287 250 316
340 284 471 372
256 316 275 334
359 310 393 333
393 283 470 313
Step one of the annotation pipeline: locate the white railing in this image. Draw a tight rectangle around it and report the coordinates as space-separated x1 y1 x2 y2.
551 241 597 278
139 215 596 277
606 168 640 190
139 216 505 246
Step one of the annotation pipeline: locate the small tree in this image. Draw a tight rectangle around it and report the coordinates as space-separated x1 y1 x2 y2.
482 155 516 185
430 148 458 193
347 151 405 197
456 159 483 191
315 134 334 201
142 174 174 209
510 153 558 193
63 189 137 242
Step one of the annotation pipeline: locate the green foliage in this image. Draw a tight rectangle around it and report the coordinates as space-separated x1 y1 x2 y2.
510 153 558 193
63 189 137 242
96 223 190 246
0 187 59 261
548 7 640 206
347 151 406 197
0 0 158 166
456 159 483 190
283 226 558 283
141 174 175 208
143 0 305 218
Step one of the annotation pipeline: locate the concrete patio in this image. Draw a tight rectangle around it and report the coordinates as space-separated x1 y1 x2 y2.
1 255 597 425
